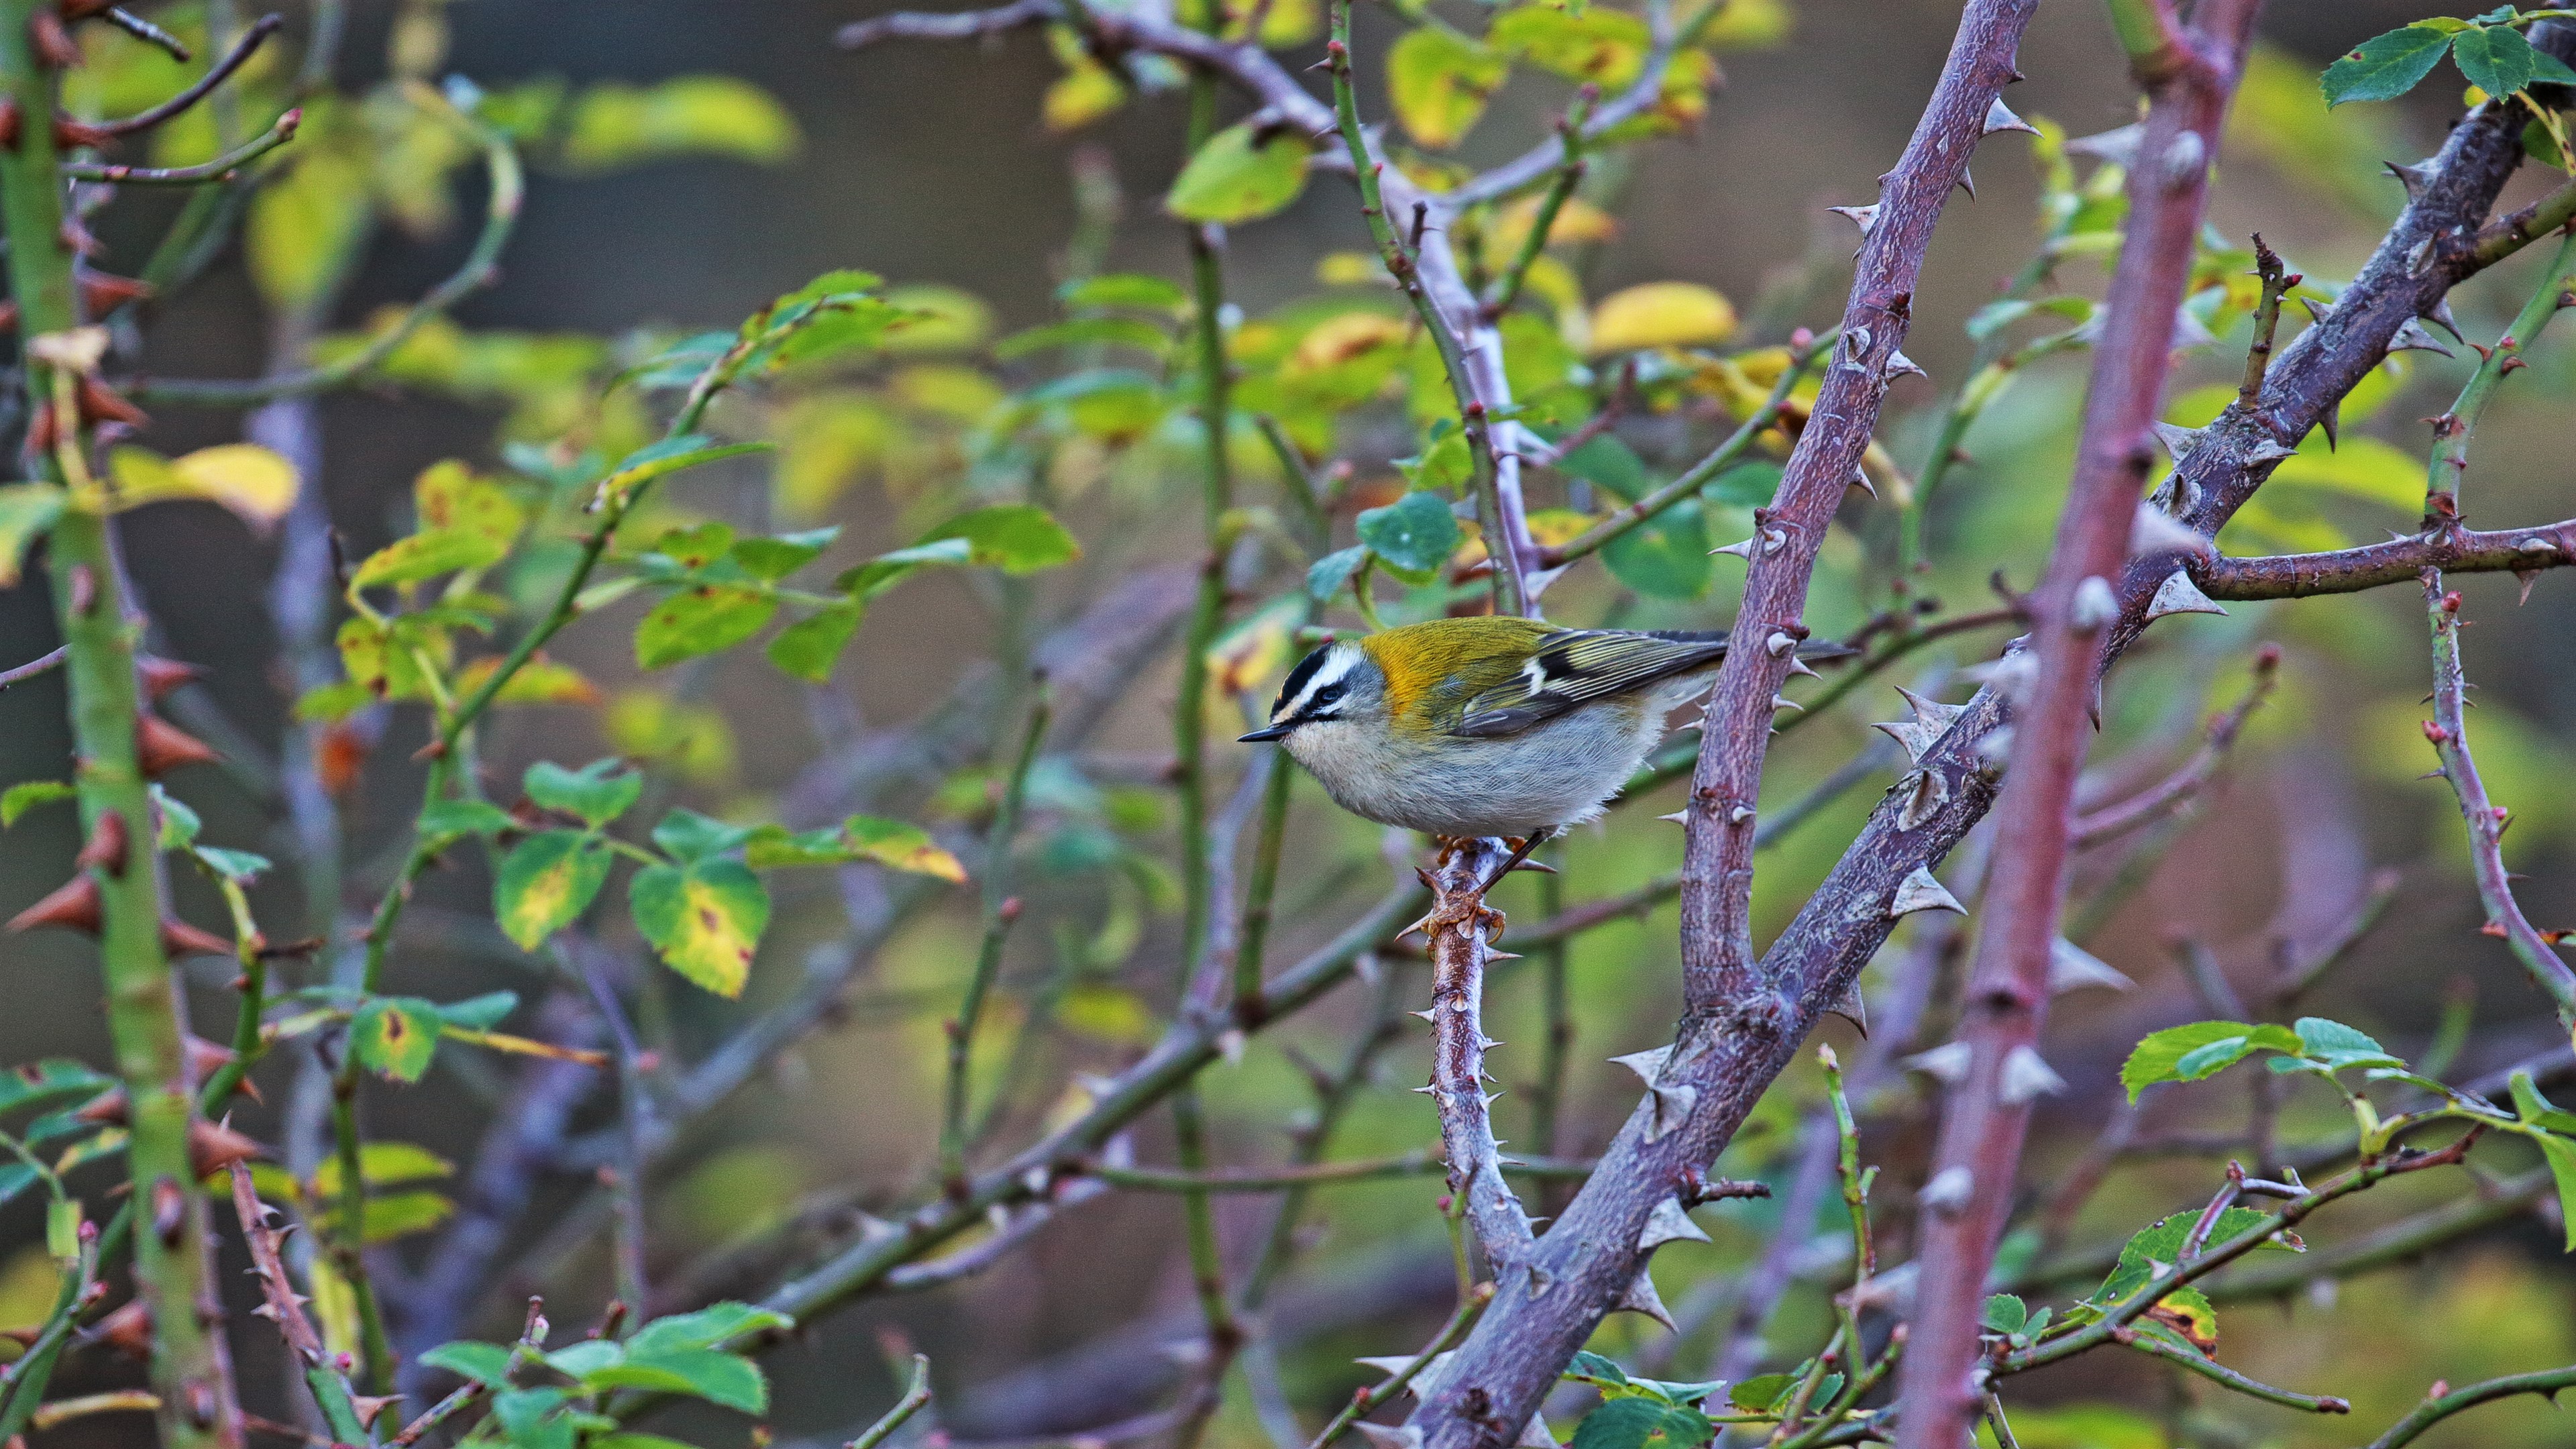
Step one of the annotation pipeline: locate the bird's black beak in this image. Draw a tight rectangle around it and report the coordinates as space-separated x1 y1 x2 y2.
1238 723 1293 743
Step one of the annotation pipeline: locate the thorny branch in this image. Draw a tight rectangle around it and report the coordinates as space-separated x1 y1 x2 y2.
1898 5 2261 1438
1418 839 1535 1271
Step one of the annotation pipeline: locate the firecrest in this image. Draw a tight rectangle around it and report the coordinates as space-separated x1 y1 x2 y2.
1239 615 1849 841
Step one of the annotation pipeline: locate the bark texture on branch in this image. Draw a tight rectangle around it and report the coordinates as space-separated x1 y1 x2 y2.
1421 839 1535 1266
1404 20 2576 1449
1893 4 2261 1442
1405 5 2041 1445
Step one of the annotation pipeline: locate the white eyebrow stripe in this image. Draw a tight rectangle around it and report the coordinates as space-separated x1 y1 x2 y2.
1278 646 1358 720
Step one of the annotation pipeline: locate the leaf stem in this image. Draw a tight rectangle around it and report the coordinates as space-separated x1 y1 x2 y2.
941 692 1049 1194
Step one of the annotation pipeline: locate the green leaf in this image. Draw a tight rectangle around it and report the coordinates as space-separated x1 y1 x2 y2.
596 435 773 508
2096 1208 2298 1305
559 75 798 172
1 780 76 828
1165 121 1311 224
154 786 202 851
1490 3 1652 87
363 1189 455 1244
1057 274 1186 311
1387 27 1509 149
193 847 272 883
630 859 770 998
420 1340 515 1387
0 482 66 588
1708 462 1783 507
2120 1021 2302 1100
588 1349 767 1413
1603 498 1711 600
1572 1396 1714 1449
419 798 518 848
1727 1374 1796 1413
492 1388 574 1449
651 809 756 863
730 527 839 582
1564 1350 1631 1388
0 1059 114 1116
635 582 779 669
627 1301 792 1353
2453 23 2540 99
742 815 968 881
1982 1293 2028 1334
2509 1070 2576 1134
834 537 976 600
2320 24 2453 107
543 1341 624 1381
1556 435 1650 502
493 830 613 951
433 991 520 1031
352 998 441 1083
2291 1016 2404 1071
917 504 1081 576
994 317 1174 361
524 759 641 828
352 529 508 590
2536 1135 2576 1252
1307 545 1368 602
765 600 863 683
1355 490 1460 578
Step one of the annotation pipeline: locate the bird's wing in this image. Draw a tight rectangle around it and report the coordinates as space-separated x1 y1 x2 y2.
1448 630 1731 739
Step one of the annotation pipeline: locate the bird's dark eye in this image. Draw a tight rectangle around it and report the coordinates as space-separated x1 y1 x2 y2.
1308 683 1345 712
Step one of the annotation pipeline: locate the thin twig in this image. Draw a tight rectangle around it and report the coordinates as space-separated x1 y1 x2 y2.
94 13 282 134
137 101 521 404
943 692 1049 1192
2360 1364 2576 1449
1305 1284 1493 1449
0 645 66 690
849 1355 935 1449
2070 646 2277 848
64 106 298 182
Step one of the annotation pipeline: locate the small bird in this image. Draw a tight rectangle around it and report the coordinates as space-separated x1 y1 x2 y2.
1240 616 1849 846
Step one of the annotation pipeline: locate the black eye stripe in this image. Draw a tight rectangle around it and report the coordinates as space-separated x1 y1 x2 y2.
1273 645 1331 716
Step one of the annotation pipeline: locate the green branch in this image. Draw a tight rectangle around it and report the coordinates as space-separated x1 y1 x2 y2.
0 2 238 1441
1324 0 1519 615
136 100 523 405
2361 1363 2576 1449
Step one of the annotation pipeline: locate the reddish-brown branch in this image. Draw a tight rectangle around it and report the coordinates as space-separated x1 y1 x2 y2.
2198 520 2576 600
1397 6 2043 1446
2421 576 2576 1016
2069 645 2277 849
1674 0 2035 1016
1420 839 1536 1267
1891 5 2261 1445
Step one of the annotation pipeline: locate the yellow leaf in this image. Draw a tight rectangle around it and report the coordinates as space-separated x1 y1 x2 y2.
1387 26 1509 149
1523 508 1596 548
1208 611 1292 699
453 653 600 706
248 148 370 310
1057 984 1158 1046
1486 195 1619 258
108 443 302 527
1316 252 1381 286
1043 59 1126 132
1289 312 1409 373
1699 0 1792 49
414 460 523 546
1588 282 1738 355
